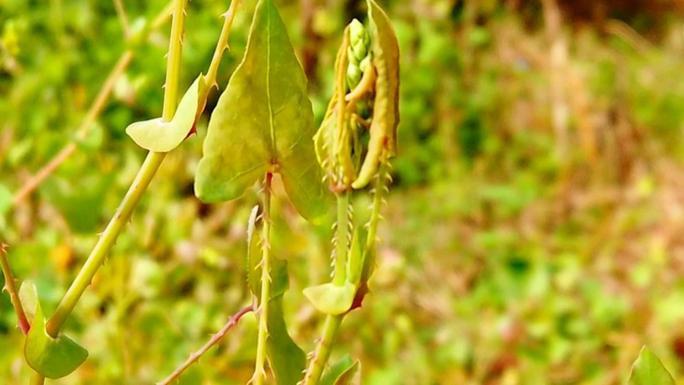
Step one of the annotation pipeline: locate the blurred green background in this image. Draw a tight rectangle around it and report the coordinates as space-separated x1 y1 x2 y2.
4 0 684 384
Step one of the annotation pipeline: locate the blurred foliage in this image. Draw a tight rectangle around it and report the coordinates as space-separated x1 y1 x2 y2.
4 0 684 384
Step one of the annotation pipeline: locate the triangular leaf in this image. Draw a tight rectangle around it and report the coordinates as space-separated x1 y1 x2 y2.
23 282 88 379
194 0 327 221
126 74 207 152
628 346 675 385
321 355 360 385
304 282 356 315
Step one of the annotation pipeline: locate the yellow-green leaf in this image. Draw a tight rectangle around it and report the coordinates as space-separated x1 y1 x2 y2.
194 0 328 221
628 346 675 385
304 282 356 315
126 74 207 152
352 0 400 189
23 281 88 379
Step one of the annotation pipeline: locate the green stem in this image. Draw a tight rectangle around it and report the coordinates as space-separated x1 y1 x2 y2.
252 173 273 385
45 0 188 338
361 163 387 282
161 0 187 121
46 152 165 336
205 0 240 88
302 315 342 385
333 192 351 285
29 2 187 384
302 193 352 385
0 244 30 334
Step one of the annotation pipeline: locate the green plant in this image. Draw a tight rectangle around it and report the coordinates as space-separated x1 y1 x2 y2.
627 346 675 385
1 0 399 384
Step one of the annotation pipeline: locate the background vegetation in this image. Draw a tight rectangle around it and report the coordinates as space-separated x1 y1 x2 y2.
4 0 684 384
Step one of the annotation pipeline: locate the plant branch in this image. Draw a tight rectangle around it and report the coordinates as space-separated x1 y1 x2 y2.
302 314 342 385
0 243 30 334
158 304 254 385
161 0 187 121
205 0 241 88
11 1 174 207
361 162 388 282
302 193 352 385
332 192 351 285
113 0 130 37
45 0 189 338
251 172 273 385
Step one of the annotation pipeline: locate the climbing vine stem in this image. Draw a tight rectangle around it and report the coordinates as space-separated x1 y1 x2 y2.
0 244 29 335
252 172 274 385
302 191 352 385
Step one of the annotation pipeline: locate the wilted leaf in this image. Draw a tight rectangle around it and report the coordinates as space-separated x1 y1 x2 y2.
194 0 327 221
23 281 88 379
321 355 359 385
352 0 400 189
628 346 675 385
126 74 207 152
304 282 356 315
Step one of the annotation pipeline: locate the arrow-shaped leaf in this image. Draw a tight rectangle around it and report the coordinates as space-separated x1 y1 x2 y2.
23 281 88 379
194 0 328 222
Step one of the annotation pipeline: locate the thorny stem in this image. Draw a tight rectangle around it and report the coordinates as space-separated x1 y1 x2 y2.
0 244 30 334
361 162 389 282
45 0 189 339
302 315 342 385
252 172 273 385
11 2 174 207
303 167 390 385
302 193 352 385
30 0 245 382
333 192 351 285
206 0 241 88
158 305 254 385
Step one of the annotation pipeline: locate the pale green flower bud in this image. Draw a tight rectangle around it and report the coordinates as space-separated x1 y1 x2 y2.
348 19 369 63
347 64 362 88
